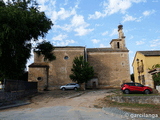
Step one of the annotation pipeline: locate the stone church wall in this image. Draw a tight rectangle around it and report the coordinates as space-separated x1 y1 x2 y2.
87 51 130 88
28 67 48 91
47 47 85 89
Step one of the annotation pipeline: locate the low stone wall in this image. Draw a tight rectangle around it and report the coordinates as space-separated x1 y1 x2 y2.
110 96 160 105
156 86 160 93
0 90 37 106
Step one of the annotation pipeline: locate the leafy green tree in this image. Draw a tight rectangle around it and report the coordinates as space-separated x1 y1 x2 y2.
69 56 94 84
148 64 160 70
149 64 160 86
34 41 56 61
0 0 53 81
152 73 160 86
130 73 135 82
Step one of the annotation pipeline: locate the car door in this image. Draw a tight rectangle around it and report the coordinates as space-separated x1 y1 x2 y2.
70 83 76 89
134 83 144 92
65 84 72 89
128 83 136 91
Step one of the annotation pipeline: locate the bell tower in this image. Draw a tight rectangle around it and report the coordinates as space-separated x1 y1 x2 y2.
110 25 127 50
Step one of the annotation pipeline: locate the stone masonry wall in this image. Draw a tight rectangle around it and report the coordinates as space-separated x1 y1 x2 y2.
28 67 47 91
110 96 160 104
87 51 130 88
47 47 85 89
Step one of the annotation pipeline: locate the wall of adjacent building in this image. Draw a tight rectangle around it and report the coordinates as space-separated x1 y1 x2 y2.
133 52 160 87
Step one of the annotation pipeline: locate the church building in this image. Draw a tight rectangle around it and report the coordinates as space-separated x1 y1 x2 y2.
28 25 131 90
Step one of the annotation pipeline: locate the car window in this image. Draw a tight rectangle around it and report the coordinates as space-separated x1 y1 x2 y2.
70 83 75 85
127 83 135 86
135 83 142 87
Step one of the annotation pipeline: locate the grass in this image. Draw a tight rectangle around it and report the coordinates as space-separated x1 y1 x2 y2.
121 93 159 96
109 101 158 108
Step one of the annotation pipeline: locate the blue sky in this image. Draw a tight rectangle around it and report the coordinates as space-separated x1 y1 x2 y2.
25 0 160 73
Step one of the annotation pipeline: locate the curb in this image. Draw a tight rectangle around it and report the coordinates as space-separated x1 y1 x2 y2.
66 92 85 99
0 101 30 110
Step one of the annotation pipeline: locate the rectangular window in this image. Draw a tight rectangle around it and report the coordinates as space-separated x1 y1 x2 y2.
141 75 145 85
117 42 120 48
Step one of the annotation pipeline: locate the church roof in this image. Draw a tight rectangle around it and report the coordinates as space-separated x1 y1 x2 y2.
29 63 49 68
54 46 85 48
87 48 129 52
138 51 160 56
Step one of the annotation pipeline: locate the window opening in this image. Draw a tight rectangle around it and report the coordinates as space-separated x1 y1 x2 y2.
117 42 120 48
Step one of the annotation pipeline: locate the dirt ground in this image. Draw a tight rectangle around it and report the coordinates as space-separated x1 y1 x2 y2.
1 89 160 116
21 89 115 110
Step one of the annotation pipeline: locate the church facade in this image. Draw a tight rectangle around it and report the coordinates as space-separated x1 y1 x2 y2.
28 25 131 90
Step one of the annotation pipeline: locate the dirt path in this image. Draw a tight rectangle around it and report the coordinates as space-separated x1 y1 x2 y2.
12 89 115 110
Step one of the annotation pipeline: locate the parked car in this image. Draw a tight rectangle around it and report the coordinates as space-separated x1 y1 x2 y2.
121 82 153 94
60 83 80 90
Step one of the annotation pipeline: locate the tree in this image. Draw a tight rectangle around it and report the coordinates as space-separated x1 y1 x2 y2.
0 0 53 81
152 73 160 86
34 41 56 61
69 56 94 84
130 73 135 82
148 64 160 86
148 64 160 70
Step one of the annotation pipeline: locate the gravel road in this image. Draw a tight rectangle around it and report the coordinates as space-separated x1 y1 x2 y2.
0 89 157 120
0 106 127 120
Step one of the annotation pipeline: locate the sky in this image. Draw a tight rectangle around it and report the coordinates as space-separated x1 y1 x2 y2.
23 0 159 73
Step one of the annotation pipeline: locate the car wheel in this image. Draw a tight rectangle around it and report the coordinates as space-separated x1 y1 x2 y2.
74 87 77 90
62 87 65 91
144 89 150 94
124 89 130 94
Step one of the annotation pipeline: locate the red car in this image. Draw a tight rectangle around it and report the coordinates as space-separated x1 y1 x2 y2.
121 82 153 94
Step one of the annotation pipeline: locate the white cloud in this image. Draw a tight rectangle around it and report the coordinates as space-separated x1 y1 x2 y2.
52 34 68 41
91 39 100 44
52 39 76 46
58 8 76 20
70 14 94 36
64 0 68 5
136 41 145 45
88 0 146 19
102 31 108 36
88 11 105 19
122 14 137 23
38 0 56 13
74 26 94 36
54 14 94 36
110 29 117 37
71 14 87 27
54 24 72 32
99 44 108 48
51 8 76 23
129 51 134 54
143 10 155 16
37 0 50 4
150 39 160 47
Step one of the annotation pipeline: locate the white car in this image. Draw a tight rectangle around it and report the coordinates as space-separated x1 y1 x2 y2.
60 83 80 90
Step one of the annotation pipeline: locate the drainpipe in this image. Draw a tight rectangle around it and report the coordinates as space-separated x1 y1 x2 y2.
44 66 49 91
